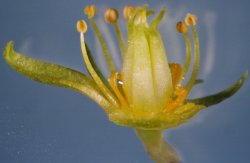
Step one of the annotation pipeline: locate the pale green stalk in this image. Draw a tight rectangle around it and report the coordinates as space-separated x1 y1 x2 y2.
136 129 180 163
178 33 192 85
185 26 200 92
89 18 117 73
114 22 125 59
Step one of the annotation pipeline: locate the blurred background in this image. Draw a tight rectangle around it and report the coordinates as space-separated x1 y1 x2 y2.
0 0 249 162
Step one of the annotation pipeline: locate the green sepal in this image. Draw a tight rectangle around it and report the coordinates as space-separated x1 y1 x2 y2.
187 71 248 107
3 41 112 111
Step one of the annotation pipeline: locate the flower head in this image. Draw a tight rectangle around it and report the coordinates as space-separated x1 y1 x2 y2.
3 5 247 130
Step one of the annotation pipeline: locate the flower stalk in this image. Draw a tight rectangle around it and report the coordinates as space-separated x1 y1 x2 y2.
136 129 180 163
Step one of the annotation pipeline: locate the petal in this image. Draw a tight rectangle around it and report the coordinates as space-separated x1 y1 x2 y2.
3 41 112 111
125 25 157 111
186 71 248 107
147 28 173 108
122 7 173 112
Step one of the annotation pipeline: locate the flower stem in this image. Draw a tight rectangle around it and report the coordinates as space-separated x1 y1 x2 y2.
135 129 180 163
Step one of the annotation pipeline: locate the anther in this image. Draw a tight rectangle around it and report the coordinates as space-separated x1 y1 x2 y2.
104 8 119 24
185 13 197 26
84 5 97 18
123 5 134 20
176 21 188 34
76 20 88 33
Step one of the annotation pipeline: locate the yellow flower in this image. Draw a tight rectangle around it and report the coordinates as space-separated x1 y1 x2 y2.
3 4 247 130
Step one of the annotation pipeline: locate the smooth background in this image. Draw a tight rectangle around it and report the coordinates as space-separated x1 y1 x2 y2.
0 0 249 163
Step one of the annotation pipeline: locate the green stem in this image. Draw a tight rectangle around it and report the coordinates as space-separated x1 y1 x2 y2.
135 129 180 163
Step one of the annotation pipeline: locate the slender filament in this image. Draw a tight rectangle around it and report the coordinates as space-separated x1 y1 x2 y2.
89 18 117 73
109 72 128 107
184 26 200 92
80 32 119 107
114 23 126 59
178 33 192 85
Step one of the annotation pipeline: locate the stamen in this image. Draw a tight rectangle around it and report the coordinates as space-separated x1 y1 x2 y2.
84 6 117 73
84 5 97 18
185 13 197 26
76 20 88 33
104 8 125 59
108 73 128 107
176 21 187 34
114 23 126 59
178 33 192 85
169 63 182 89
119 74 130 105
165 87 188 112
77 20 119 107
184 17 200 93
166 14 199 112
123 5 134 20
104 8 119 24
176 21 192 86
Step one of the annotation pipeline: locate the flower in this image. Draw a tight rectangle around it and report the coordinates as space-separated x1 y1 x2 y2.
3 4 247 130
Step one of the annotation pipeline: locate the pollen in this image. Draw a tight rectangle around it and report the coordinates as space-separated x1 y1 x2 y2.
76 20 87 33
185 13 197 26
104 8 119 24
123 5 134 20
176 21 188 34
84 5 97 18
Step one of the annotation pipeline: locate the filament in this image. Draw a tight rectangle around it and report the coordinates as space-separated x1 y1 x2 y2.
89 18 117 73
114 23 126 59
109 73 128 107
178 33 192 85
80 32 119 107
184 26 200 92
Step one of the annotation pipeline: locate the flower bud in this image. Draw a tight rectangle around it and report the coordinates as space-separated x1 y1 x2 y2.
84 5 97 18
104 8 119 23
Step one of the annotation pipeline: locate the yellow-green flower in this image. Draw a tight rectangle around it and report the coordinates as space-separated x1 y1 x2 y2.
3 4 247 131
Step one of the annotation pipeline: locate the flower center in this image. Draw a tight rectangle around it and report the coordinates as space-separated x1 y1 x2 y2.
77 4 201 114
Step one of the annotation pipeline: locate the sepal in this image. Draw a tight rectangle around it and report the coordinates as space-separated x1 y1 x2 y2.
3 41 112 111
187 71 248 106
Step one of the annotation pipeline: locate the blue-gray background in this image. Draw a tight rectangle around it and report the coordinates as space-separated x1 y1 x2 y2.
0 0 249 163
